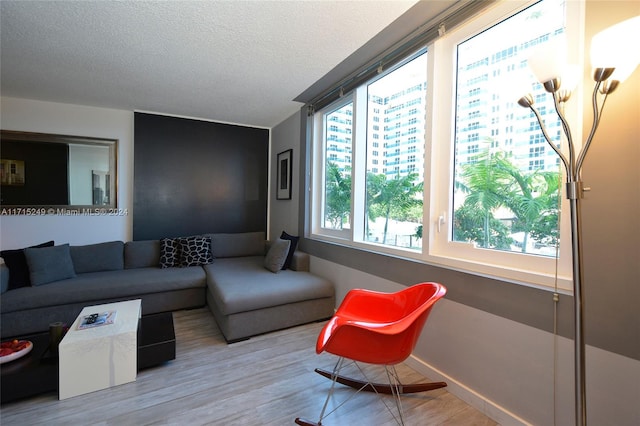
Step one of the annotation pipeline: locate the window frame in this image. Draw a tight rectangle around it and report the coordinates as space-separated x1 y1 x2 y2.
308 0 584 291
311 95 355 240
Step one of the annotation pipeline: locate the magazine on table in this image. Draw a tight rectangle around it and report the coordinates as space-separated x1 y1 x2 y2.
77 310 117 330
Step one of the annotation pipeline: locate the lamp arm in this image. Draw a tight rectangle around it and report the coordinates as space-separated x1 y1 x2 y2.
529 104 571 178
576 80 607 175
553 93 577 180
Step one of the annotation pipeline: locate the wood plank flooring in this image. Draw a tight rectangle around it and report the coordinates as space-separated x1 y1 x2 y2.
0 308 497 426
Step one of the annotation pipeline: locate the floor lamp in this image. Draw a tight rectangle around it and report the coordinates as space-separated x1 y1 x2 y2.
514 16 639 426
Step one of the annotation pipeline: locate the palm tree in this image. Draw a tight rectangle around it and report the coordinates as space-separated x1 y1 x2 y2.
454 148 560 252
324 162 351 229
453 203 512 250
496 161 560 252
367 172 423 244
455 151 509 248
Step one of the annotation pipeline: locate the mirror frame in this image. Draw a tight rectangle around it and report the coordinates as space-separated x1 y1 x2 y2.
1 130 118 215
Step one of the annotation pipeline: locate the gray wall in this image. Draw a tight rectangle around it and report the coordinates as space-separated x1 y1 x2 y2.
269 113 301 240
579 1 640 362
292 0 639 363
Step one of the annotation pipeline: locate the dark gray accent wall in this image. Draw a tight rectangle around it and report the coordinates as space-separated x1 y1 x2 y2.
133 112 268 240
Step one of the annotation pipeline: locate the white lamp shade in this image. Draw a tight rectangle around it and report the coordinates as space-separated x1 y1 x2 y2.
591 15 640 77
527 35 568 83
562 64 581 92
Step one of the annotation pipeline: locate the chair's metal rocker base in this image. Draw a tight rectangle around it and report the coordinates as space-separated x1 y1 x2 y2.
295 360 447 426
313 367 447 394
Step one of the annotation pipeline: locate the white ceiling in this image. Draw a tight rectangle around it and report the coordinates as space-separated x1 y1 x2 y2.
0 0 426 129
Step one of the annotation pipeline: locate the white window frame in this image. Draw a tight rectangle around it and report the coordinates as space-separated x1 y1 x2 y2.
309 0 584 291
426 0 583 291
311 95 355 241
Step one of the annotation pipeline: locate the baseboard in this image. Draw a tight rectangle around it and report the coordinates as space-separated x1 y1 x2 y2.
404 355 531 426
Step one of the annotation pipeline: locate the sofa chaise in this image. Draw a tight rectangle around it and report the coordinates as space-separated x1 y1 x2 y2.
203 232 335 342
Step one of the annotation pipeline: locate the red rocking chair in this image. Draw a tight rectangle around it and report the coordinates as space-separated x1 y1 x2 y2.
295 282 447 426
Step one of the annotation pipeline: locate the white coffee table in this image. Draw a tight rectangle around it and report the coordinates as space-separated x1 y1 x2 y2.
59 299 141 400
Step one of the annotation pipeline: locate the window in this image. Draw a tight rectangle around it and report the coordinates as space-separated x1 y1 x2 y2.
310 0 579 289
315 101 353 234
450 0 563 256
312 53 427 250
431 0 576 288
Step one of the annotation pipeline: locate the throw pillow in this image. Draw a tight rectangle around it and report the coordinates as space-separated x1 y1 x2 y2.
159 238 180 268
264 238 291 273
179 236 213 267
280 231 299 270
24 244 76 286
1 240 55 290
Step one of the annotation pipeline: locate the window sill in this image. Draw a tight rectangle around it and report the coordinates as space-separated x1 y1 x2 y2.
308 233 573 294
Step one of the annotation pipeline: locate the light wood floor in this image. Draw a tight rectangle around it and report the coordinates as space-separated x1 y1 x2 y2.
0 308 497 426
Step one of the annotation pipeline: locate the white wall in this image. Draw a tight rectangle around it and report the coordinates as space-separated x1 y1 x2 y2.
0 97 134 249
309 255 640 425
269 111 301 240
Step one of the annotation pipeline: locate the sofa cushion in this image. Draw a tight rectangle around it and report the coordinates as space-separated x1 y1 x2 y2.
0 266 206 314
124 240 160 269
205 256 334 316
24 244 76 286
280 231 299 270
160 238 181 268
70 241 124 274
0 240 54 290
264 238 290 273
179 236 213 267
207 232 265 258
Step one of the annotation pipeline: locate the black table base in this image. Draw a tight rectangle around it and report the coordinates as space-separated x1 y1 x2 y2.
1 312 176 404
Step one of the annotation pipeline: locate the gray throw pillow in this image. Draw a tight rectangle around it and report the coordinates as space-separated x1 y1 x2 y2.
263 238 291 273
24 244 76 286
1 240 55 289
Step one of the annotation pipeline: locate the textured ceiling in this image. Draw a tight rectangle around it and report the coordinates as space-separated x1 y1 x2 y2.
0 1 421 128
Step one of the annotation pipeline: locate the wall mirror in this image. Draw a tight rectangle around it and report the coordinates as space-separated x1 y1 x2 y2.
1 130 118 213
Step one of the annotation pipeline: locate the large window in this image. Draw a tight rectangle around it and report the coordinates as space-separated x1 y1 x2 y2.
310 0 579 289
451 1 564 257
312 53 427 251
322 102 353 231
364 56 426 249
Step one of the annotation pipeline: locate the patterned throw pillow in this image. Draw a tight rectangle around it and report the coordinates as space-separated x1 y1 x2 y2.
159 238 180 268
178 236 212 267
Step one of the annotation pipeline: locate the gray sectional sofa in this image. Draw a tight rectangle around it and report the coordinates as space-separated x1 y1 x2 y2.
0 232 335 342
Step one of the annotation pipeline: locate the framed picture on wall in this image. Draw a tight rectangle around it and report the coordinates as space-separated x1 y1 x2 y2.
276 149 292 200
1 159 25 186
